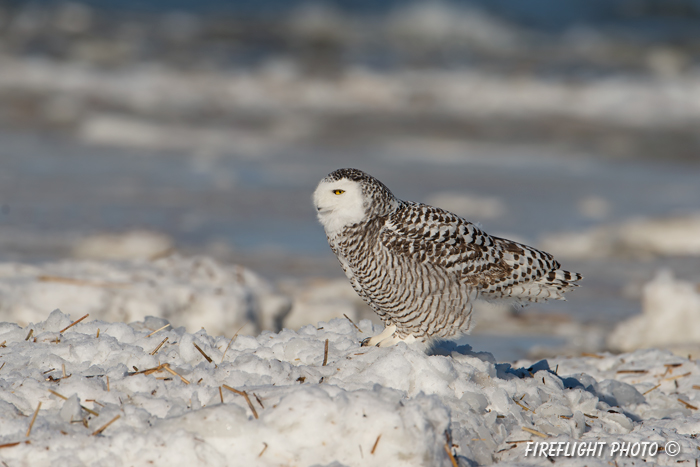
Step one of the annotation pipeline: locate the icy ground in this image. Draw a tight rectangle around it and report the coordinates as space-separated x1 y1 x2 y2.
1 310 699 466
0 255 291 338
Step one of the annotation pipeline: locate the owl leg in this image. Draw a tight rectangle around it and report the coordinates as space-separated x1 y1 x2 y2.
361 324 397 347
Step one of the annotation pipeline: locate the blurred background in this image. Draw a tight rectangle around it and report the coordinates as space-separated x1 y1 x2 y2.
1 0 700 361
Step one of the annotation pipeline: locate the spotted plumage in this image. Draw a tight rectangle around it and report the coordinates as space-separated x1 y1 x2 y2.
313 168 582 347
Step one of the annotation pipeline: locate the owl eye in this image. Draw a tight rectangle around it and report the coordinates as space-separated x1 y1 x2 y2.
333 189 345 195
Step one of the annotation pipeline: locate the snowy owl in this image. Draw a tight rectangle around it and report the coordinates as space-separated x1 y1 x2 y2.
313 168 582 347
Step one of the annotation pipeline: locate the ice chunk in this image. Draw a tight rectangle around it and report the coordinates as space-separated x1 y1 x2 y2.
595 379 646 407
609 270 700 352
59 394 82 423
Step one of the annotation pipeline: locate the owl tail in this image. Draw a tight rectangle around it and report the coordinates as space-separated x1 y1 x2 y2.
512 268 583 304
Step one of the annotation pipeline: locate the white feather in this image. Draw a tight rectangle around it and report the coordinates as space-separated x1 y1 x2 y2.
313 178 367 237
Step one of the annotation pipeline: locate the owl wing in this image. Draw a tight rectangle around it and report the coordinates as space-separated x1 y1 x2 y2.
379 202 562 296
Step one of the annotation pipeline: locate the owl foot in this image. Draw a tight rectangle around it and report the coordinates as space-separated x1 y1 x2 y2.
361 325 418 347
361 324 396 347
375 333 417 347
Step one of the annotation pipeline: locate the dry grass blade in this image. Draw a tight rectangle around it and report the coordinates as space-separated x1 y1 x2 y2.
323 339 329 366
678 398 698 410
150 337 168 355
106 375 110 392
146 324 170 338
221 324 245 364
219 386 224 404
26 402 42 437
81 405 99 417
522 427 548 438
254 393 265 409
616 369 647 374
444 442 458 467
643 383 661 395
693 385 700 390
222 384 258 419
513 400 531 412
581 352 604 359
25 329 34 341
371 434 381 454
128 364 165 377
162 364 190 384
60 314 90 333
258 442 268 457
0 362 5 373
0 441 23 449
496 445 517 454
0 340 6 347
139 364 166 376
48 389 67 400
343 314 362 333
91 414 120 436
221 384 245 396
193 343 213 363
664 372 691 381
96 328 100 338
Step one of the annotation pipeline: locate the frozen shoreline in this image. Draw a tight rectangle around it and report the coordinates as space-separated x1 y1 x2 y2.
0 309 698 466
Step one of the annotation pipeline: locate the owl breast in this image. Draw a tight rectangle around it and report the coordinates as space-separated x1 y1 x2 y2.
331 213 474 341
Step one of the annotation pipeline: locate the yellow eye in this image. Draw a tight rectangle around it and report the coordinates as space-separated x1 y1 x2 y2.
333 189 345 195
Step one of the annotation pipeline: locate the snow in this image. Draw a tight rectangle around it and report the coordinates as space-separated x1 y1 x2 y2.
0 255 291 337
609 270 700 354
1 306 699 465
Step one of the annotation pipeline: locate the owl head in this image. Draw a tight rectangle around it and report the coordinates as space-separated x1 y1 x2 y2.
313 168 398 235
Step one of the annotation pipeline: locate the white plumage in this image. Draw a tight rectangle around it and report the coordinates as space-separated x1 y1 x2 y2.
314 168 582 347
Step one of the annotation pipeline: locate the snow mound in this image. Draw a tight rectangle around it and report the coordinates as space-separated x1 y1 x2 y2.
609 270 700 353
540 213 700 259
0 310 698 465
0 256 291 337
